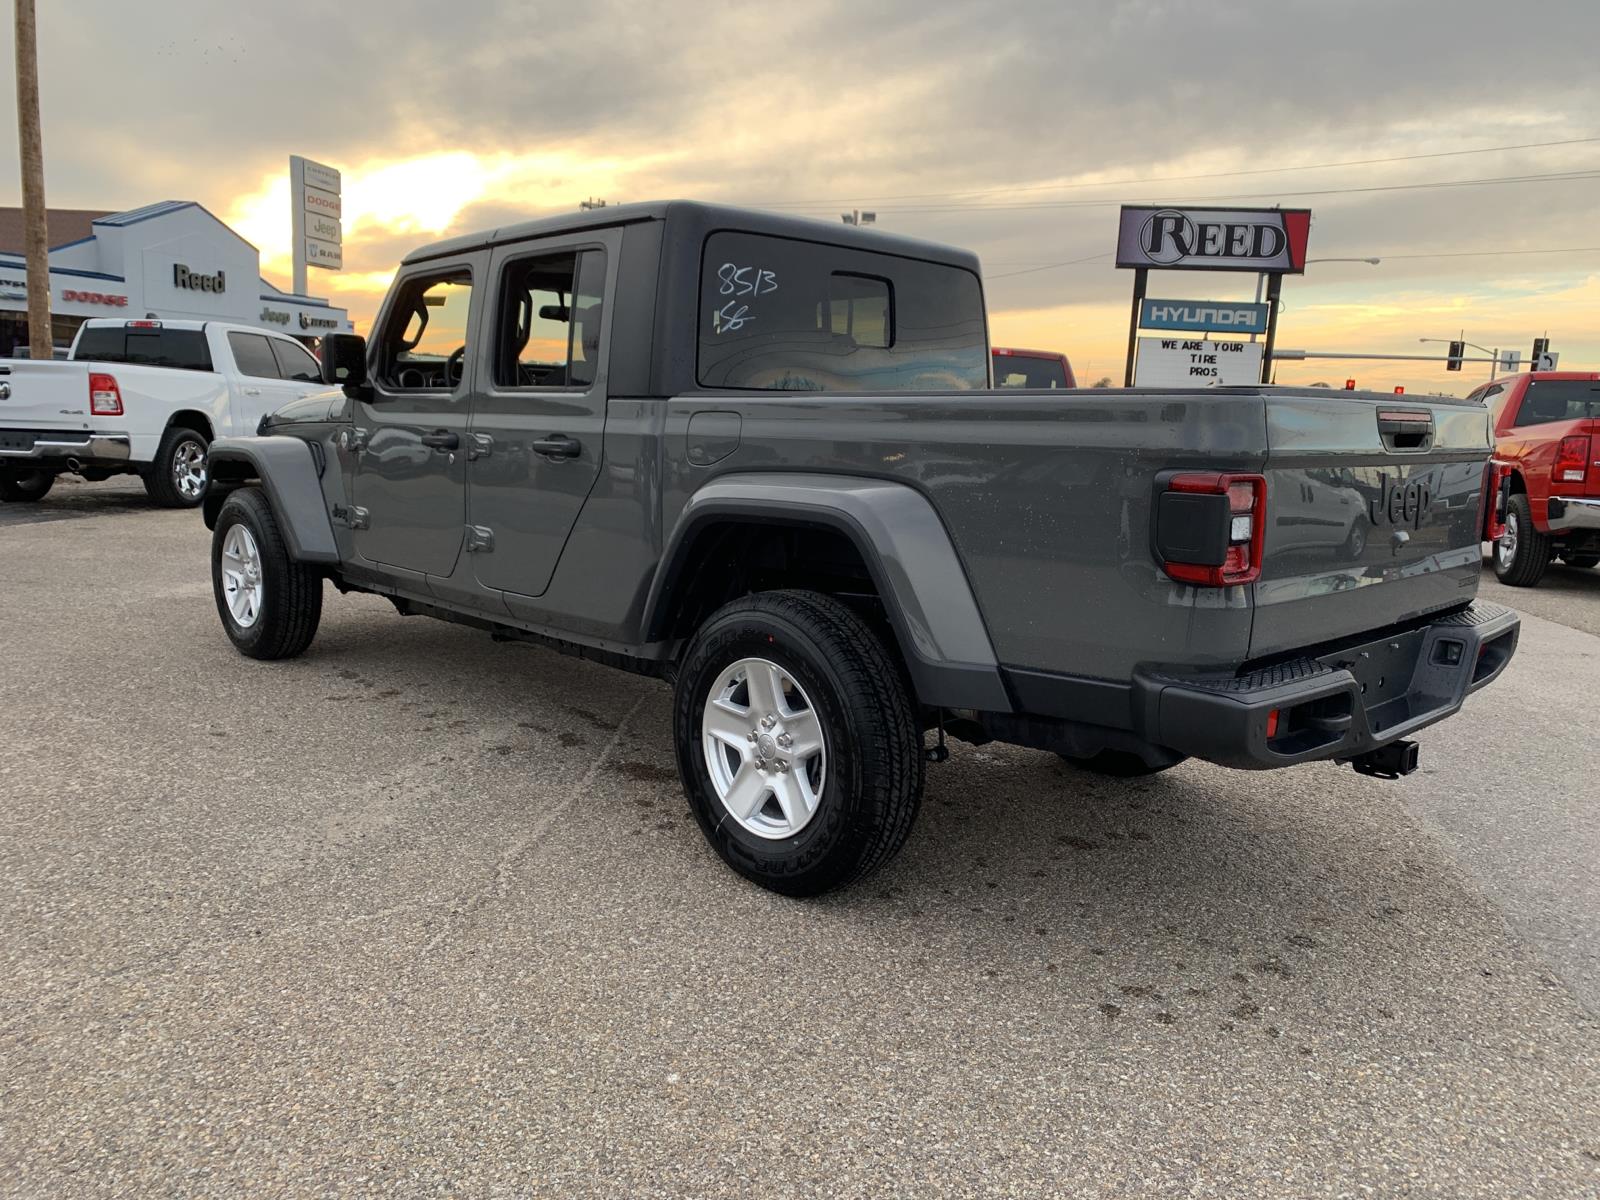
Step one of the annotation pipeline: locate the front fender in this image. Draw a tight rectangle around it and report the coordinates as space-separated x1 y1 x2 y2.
203 436 340 565
648 473 1011 712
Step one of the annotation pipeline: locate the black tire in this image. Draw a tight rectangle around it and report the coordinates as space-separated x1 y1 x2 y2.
142 424 210 508
673 589 923 897
1057 749 1184 778
0 467 55 502
1492 493 1551 587
210 487 322 660
1561 553 1599 570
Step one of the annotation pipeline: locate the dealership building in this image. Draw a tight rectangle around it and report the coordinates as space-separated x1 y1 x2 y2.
0 200 352 356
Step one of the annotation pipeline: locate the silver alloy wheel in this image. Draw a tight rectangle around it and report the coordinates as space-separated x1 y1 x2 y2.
1496 510 1519 568
220 523 265 629
701 657 827 840
173 438 208 500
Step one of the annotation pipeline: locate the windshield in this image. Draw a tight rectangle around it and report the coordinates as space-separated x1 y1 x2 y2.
993 353 1070 389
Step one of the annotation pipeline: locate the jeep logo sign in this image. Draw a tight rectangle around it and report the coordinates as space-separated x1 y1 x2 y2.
1116 206 1311 274
173 263 226 293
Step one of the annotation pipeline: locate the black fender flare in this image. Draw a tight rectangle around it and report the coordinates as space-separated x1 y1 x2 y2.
646 473 1011 712
202 436 340 565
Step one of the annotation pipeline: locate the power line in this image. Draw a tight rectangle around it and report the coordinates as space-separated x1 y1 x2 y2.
984 245 1600 281
776 168 1600 217
749 135 1600 208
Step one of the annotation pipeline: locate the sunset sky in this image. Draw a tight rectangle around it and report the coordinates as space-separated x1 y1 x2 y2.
5 0 1597 394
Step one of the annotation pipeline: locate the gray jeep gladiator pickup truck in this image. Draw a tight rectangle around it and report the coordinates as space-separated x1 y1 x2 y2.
201 201 1519 896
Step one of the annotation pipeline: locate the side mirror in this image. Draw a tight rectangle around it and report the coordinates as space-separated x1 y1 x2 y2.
320 333 369 391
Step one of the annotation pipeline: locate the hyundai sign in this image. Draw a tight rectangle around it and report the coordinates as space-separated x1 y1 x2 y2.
1140 299 1270 335
1117 206 1311 273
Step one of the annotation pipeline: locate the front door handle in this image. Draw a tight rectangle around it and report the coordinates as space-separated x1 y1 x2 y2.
242 387 262 396
530 434 581 459
420 429 459 451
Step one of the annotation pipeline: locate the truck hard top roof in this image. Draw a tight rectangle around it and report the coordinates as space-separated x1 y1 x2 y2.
401 200 982 274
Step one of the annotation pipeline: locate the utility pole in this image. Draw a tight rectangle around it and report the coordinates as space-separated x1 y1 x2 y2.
13 0 52 357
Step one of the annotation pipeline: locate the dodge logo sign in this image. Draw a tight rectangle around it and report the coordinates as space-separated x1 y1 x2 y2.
1117 205 1312 274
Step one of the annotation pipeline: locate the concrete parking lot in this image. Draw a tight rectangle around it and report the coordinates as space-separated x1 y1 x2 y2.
3 479 1597 1198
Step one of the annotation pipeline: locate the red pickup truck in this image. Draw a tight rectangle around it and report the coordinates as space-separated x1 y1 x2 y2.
1475 371 1600 586
992 347 1076 389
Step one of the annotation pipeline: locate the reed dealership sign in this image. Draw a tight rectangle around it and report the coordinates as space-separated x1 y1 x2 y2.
1116 206 1312 274
1118 205 1313 385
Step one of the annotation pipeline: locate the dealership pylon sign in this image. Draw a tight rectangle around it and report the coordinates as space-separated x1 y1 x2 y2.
1119 205 1311 386
290 155 343 294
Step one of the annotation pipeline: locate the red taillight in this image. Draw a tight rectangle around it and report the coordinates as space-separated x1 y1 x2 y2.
88 372 123 416
1554 435 1590 485
1486 463 1511 540
125 319 161 329
1160 471 1267 587
1266 708 1281 739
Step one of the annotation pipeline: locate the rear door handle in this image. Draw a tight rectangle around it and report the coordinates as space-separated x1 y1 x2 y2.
530 434 581 459
420 429 459 450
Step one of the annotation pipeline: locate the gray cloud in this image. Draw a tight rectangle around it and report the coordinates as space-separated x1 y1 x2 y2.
3 0 1597 351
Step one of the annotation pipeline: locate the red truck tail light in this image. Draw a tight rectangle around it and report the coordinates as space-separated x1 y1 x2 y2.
1485 463 1511 540
1157 472 1267 587
88 372 123 416
1554 435 1590 484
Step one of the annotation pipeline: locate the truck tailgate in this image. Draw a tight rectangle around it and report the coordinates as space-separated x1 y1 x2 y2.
0 361 94 434
1250 392 1489 659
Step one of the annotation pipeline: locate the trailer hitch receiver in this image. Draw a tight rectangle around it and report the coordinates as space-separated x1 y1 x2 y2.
1349 739 1419 780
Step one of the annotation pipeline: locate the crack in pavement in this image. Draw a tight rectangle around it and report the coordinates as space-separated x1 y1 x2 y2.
422 691 654 955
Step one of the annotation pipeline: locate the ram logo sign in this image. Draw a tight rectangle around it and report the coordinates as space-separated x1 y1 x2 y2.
1140 299 1270 334
1117 206 1312 274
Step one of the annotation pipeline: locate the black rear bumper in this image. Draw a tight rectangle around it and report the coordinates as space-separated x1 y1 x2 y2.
1138 600 1519 769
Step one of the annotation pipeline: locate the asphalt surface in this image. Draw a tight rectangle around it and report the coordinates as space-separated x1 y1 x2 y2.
2 479 1597 1198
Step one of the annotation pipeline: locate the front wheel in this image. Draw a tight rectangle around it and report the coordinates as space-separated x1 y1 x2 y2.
1492 494 1550 587
210 487 323 659
0 467 55 503
673 590 923 897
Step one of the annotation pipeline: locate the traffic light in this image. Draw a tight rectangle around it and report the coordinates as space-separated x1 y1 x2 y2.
1446 340 1464 371
1344 378 1356 390
1393 386 1405 394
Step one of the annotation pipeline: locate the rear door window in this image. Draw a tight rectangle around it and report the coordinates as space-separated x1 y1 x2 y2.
1512 380 1600 426
697 231 987 391
228 332 283 380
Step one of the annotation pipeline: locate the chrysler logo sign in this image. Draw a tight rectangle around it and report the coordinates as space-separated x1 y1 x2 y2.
1117 205 1312 274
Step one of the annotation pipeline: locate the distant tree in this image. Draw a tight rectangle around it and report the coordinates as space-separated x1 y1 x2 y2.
1091 375 1112 388
1309 381 1332 388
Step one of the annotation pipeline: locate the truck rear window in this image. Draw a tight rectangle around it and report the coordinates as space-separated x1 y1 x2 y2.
1512 379 1599 426
697 232 987 392
994 353 1070 388
73 326 213 372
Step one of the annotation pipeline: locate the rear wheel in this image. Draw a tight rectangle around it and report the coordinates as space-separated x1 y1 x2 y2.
0 467 55 503
1492 494 1550 587
673 589 923 897
210 487 322 659
142 424 210 508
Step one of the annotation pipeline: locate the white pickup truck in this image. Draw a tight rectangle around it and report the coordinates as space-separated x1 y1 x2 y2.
0 319 329 506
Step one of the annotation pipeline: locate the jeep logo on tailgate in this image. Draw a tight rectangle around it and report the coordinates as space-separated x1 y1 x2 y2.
1369 470 1435 530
